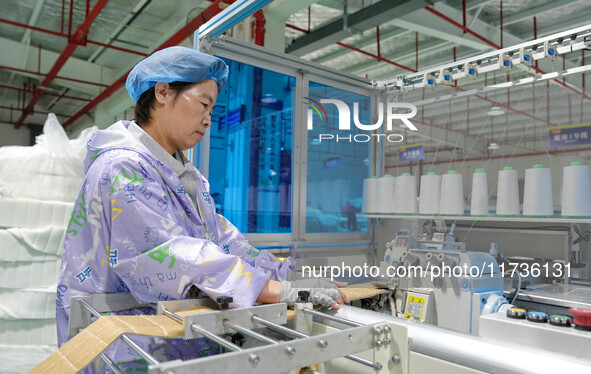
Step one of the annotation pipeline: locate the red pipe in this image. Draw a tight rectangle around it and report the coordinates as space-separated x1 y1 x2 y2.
0 18 63 37
500 1 503 48
462 0 466 34
253 10 265 47
336 41 417 72
425 7 500 49
455 86 555 126
87 40 147 56
534 17 538 70
64 0 231 128
37 44 41 74
286 23 308 33
0 18 147 56
15 0 109 128
0 105 69 118
583 50 586 92
415 32 419 71
0 65 108 87
377 26 381 58
61 0 65 34
68 0 74 40
0 83 90 101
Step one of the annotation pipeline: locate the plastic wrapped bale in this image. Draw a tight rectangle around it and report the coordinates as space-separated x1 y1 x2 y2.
0 114 97 202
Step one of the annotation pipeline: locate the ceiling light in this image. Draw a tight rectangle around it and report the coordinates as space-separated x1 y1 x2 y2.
261 94 278 104
487 106 505 116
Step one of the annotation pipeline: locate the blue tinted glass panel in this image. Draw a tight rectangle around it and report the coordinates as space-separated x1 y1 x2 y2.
208 58 295 233
306 82 370 233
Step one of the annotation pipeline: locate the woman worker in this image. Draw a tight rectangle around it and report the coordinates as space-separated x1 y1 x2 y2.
56 46 347 372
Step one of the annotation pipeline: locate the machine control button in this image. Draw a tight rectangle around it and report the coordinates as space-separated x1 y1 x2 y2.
527 311 548 323
549 314 572 327
570 307 591 331
506 307 526 319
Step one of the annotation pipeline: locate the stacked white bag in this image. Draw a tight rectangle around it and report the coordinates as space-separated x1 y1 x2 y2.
0 114 96 373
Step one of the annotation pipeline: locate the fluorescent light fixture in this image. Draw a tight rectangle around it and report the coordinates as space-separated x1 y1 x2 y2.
487 106 505 116
261 93 278 103
488 142 500 150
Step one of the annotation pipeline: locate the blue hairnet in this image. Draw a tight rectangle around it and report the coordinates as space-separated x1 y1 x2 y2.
126 46 229 102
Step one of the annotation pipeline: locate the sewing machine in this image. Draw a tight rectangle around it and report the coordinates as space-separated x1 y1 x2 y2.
379 233 509 335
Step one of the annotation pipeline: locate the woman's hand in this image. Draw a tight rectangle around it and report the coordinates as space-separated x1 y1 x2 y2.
257 279 349 310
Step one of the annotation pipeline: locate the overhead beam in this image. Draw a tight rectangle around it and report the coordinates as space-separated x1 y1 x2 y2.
285 0 432 57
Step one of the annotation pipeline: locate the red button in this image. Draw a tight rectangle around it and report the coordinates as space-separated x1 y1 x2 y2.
569 307 591 328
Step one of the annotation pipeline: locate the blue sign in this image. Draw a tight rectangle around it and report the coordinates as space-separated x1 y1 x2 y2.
219 105 246 130
399 144 424 162
549 124 591 147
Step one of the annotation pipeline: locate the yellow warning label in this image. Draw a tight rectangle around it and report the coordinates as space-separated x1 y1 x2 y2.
404 295 425 321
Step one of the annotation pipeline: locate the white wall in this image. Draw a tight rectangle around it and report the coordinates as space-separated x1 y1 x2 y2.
0 125 30 147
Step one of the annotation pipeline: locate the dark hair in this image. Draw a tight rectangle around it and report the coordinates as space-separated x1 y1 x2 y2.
134 81 194 126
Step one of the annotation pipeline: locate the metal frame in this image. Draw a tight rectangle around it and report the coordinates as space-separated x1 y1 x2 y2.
66 293 591 374
68 292 148 338
389 23 591 88
183 303 287 338
196 0 274 48
149 322 386 373
68 294 400 374
196 35 379 253
204 37 300 247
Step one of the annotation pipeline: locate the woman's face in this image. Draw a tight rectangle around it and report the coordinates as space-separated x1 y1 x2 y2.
157 79 218 151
